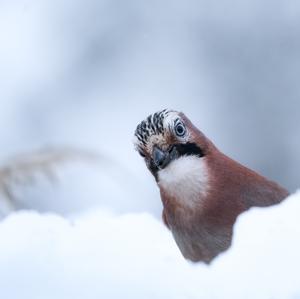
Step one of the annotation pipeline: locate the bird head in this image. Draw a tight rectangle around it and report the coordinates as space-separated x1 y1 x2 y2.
134 109 214 180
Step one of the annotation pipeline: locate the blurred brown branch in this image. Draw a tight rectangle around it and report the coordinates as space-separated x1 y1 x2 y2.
0 147 100 213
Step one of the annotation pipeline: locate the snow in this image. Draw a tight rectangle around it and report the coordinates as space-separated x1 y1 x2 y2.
0 191 299 299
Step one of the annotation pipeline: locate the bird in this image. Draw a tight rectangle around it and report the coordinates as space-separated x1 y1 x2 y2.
133 109 289 264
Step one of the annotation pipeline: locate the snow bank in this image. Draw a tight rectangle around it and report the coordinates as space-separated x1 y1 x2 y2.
0 191 299 299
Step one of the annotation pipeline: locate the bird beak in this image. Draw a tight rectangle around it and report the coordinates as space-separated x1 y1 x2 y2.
153 146 178 170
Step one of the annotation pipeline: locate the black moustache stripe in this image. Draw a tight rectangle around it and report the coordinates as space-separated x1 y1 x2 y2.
174 143 204 158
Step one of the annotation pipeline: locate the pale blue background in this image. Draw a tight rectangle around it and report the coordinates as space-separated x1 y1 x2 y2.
0 0 299 217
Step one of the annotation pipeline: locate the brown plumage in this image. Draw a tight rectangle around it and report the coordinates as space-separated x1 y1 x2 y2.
134 110 289 263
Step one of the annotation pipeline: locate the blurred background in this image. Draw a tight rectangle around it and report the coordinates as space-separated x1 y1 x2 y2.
0 0 299 218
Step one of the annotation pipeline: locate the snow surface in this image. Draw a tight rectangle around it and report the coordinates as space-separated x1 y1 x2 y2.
0 191 299 299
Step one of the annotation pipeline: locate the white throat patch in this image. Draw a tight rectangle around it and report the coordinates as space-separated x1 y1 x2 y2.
157 155 209 208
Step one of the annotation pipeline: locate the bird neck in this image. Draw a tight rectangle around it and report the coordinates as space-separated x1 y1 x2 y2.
157 155 209 211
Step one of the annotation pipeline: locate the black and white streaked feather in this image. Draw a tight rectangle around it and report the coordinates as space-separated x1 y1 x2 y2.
134 109 178 152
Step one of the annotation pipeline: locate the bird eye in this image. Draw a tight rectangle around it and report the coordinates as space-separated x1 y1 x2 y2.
174 122 186 137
